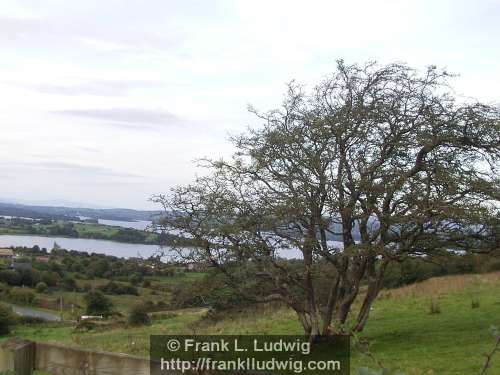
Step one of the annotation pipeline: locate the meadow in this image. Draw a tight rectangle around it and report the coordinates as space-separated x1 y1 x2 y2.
6 272 500 374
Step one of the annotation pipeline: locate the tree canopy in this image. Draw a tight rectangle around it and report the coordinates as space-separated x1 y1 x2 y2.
154 61 500 339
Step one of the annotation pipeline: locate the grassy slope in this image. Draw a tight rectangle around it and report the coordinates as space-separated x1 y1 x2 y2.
6 272 500 374
0 221 157 243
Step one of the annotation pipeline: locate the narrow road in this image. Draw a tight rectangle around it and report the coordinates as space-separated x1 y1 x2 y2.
8 304 61 321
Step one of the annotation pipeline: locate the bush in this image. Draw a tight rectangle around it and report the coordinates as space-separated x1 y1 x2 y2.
9 288 36 305
128 304 151 326
60 276 77 291
35 282 48 293
16 316 45 325
84 290 113 317
97 281 139 296
74 320 97 332
0 305 14 335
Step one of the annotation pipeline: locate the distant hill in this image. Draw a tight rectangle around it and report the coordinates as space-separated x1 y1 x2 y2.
0 202 161 222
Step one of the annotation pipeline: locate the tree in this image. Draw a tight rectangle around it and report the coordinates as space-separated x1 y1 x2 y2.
153 61 500 339
84 290 113 317
0 304 14 335
60 276 77 291
128 304 151 326
35 282 48 293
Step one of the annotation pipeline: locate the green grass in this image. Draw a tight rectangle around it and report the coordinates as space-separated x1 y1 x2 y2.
151 272 207 286
4 272 500 374
0 220 158 243
73 222 120 237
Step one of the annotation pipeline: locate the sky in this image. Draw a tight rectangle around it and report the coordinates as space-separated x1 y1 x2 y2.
1 0 499 210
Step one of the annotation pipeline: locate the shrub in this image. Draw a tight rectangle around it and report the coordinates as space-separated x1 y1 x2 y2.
0 305 14 335
83 290 113 317
74 320 96 332
129 273 143 284
60 276 77 291
9 287 35 305
16 316 45 325
97 281 139 296
471 299 480 309
35 282 48 293
128 304 151 326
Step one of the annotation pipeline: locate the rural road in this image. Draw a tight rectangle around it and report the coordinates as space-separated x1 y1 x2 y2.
9 304 61 321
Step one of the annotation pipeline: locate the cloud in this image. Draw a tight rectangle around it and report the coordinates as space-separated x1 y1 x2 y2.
0 160 143 179
7 80 169 97
52 108 186 129
0 15 180 52
37 161 143 178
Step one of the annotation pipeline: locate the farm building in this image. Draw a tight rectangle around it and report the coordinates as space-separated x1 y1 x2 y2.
0 248 14 259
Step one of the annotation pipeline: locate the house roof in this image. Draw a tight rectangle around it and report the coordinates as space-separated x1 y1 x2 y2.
0 248 14 256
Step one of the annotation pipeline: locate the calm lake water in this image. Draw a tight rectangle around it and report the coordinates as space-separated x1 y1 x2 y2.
0 234 164 259
0 234 338 260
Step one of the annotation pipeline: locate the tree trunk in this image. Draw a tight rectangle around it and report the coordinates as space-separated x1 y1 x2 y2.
352 260 388 332
335 257 366 324
322 275 340 334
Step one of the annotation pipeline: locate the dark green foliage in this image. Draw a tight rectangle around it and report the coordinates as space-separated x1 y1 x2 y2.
40 271 60 287
84 290 113 316
35 281 48 293
97 281 139 296
0 304 14 335
127 304 151 326
129 273 143 284
0 270 21 286
112 228 146 243
383 254 499 289
8 287 35 305
16 316 45 325
74 320 97 332
171 268 271 311
48 222 79 237
60 276 77 291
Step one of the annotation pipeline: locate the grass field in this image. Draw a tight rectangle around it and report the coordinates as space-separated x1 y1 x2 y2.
0 220 158 243
5 272 500 374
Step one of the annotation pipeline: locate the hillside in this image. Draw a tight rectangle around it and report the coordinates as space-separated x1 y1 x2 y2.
8 272 500 374
0 202 161 221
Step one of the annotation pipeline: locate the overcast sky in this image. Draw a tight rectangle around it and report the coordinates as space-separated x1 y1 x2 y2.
1 0 499 210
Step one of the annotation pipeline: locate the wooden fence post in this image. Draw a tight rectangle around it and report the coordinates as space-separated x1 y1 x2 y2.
0 337 35 375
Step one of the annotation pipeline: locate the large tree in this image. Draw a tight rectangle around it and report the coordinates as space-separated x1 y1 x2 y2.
154 61 500 339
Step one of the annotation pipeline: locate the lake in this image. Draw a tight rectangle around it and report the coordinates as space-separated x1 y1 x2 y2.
0 234 339 260
0 234 164 259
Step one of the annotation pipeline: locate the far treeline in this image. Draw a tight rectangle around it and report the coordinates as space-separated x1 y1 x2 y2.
154 60 500 340
0 202 160 222
0 216 190 246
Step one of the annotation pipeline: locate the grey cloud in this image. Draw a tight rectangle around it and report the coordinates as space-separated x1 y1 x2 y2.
37 161 143 178
0 161 143 179
52 108 186 129
8 80 169 97
0 15 180 52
